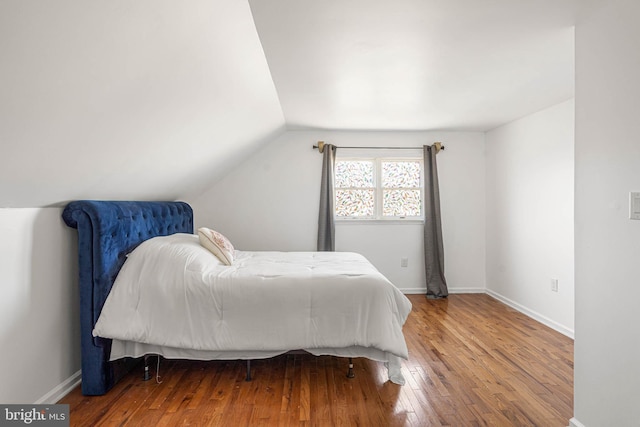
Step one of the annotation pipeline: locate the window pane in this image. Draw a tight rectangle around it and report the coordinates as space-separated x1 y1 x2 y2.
336 189 374 217
335 161 374 188
382 161 421 188
383 190 422 217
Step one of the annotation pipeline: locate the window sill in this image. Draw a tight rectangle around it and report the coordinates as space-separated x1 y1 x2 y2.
335 219 424 225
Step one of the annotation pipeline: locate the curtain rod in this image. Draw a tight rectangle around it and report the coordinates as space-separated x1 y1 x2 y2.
312 141 445 154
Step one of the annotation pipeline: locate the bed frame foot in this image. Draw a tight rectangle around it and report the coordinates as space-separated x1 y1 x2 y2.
143 355 152 381
245 360 252 381
346 358 355 378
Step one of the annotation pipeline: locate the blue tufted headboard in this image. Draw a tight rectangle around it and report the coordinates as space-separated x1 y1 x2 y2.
63 200 193 395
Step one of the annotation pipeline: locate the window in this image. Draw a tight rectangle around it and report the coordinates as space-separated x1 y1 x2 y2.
335 158 423 220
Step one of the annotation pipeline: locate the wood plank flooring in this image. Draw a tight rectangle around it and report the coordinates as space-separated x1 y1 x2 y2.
59 294 573 426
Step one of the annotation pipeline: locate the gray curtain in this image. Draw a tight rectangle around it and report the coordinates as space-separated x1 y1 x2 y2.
317 144 337 251
423 144 448 298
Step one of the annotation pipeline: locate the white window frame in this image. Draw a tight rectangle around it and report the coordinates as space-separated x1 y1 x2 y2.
334 157 424 222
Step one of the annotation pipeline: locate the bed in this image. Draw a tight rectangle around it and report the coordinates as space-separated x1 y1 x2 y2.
63 200 412 396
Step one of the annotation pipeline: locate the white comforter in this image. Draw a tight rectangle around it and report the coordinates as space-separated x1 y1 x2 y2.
93 233 412 384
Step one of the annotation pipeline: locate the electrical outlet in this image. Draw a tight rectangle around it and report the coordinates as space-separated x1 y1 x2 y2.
401 258 409 268
551 278 558 292
630 192 640 220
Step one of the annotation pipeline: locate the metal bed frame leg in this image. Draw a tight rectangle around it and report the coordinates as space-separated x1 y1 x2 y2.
245 360 252 381
346 357 355 378
143 355 152 381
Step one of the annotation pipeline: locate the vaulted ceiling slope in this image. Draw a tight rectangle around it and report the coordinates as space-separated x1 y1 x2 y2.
0 0 285 208
249 0 578 131
2 1 579 208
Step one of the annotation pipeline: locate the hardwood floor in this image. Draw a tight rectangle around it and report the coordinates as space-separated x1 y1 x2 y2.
59 294 573 426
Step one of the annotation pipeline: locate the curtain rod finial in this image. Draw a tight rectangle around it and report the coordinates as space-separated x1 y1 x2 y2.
314 141 326 153
434 142 445 153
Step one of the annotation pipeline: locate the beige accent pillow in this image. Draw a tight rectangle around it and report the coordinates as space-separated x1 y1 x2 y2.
197 227 235 265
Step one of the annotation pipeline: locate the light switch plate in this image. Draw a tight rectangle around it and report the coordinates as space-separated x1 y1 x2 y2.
630 192 640 220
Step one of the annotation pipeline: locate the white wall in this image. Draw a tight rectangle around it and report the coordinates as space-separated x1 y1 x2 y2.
0 0 284 208
485 99 575 337
0 209 81 403
188 130 486 293
573 1 640 425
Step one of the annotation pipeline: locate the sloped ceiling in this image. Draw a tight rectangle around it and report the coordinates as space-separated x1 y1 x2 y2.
0 0 285 208
1 0 579 208
249 0 578 131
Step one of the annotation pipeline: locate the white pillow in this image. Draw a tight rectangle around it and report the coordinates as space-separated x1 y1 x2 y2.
197 227 235 265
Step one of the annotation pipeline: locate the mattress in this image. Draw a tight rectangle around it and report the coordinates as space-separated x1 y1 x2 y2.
93 233 412 384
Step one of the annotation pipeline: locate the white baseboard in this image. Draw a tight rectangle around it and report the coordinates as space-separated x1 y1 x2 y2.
569 417 586 427
448 287 486 294
399 287 427 294
35 370 81 404
486 289 574 339
399 287 485 294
